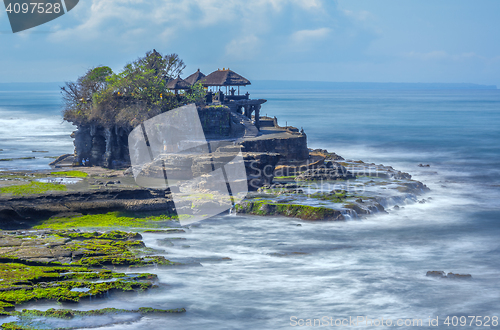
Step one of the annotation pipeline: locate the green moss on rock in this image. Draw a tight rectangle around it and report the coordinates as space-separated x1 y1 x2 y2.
236 201 344 221
49 170 88 178
0 229 178 314
2 307 186 329
34 211 180 230
0 182 66 196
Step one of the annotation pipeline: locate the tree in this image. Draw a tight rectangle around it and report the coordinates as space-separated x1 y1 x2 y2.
62 50 204 129
62 66 113 125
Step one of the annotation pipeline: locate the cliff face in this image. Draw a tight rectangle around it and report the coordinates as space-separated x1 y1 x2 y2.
71 107 243 168
69 106 306 190
241 133 309 161
72 124 131 168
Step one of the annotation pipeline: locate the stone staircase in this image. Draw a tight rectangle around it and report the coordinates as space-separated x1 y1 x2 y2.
229 111 259 138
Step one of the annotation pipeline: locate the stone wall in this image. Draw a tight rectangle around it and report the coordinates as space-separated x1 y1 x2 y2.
198 106 232 138
240 133 309 161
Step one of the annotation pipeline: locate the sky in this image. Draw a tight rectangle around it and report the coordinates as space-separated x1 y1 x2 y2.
1 0 500 86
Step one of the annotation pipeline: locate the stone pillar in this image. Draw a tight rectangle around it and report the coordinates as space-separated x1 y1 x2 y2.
243 105 250 119
254 104 261 130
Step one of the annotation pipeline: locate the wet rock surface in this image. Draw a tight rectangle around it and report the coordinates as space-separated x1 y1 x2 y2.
237 152 429 221
295 163 356 181
0 187 176 229
426 271 472 279
0 228 183 323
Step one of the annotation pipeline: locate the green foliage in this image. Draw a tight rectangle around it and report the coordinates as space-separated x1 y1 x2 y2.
62 50 205 128
62 66 114 125
205 104 229 110
0 182 66 196
185 82 207 105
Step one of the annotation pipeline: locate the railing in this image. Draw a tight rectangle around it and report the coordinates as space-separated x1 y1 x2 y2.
225 94 249 101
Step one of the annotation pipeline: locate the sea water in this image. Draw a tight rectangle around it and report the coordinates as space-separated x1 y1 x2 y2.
1 86 500 329
0 89 75 171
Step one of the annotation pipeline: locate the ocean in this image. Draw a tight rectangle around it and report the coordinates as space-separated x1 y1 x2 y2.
0 88 74 170
1 86 500 329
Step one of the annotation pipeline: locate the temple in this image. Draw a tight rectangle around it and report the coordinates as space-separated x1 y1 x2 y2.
168 68 267 130
62 67 308 177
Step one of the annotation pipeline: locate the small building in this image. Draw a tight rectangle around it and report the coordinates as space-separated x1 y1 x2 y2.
184 69 206 86
166 76 191 95
200 68 251 97
198 69 266 130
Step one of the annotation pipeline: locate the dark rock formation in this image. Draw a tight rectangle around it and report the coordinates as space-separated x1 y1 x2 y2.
396 181 430 194
309 149 344 161
0 188 176 229
236 200 345 221
70 106 250 168
426 271 446 278
446 272 472 279
241 133 308 161
426 271 472 279
295 163 356 181
134 149 281 191
72 124 131 168
244 152 282 190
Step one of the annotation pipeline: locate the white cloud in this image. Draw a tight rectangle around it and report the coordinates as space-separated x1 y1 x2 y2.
42 0 339 63
342 9 372 22
291 28 331 44
0 0 377 81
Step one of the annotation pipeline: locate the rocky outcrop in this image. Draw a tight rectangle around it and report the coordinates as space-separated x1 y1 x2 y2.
72 124 131 168
309 149 345 161
134 148 281 191
236 200 345 221
70 106 248 169
426 271 472 279
241 133 308 161
0 188 176 229
244 152 282 189
295 162 356 181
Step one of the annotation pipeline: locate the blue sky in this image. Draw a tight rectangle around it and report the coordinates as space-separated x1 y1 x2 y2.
1 0 499 85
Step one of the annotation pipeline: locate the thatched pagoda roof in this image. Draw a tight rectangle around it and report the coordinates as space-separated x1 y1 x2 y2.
185 69 206 85
166 76 191 90
200 69 251 86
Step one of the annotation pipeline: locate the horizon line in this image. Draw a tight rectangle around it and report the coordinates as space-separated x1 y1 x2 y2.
0 80 497 90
